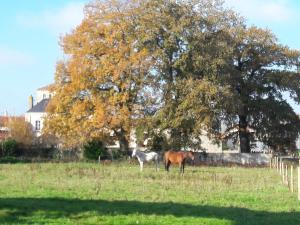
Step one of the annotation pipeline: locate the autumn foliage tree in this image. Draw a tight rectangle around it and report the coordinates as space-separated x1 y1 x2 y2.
44 0 152 152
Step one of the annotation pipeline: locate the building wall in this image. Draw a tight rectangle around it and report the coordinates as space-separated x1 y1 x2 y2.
199 134 222 153
25 112 47 137
196 152 271 165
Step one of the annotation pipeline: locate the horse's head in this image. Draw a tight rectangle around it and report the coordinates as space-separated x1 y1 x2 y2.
132 149 137 157
187 151 195 161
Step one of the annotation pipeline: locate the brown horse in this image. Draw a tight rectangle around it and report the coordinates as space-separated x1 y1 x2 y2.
164 150 195 173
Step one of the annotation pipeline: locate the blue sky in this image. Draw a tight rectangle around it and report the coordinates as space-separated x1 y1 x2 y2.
0 0 87 115
0 0 300 115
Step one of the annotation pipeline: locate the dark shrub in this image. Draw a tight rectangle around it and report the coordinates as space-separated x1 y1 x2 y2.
0 156 31 163
17 147 55 158
83 140 109 160
1 138 17 157
147 134 168 152
109 148 127 160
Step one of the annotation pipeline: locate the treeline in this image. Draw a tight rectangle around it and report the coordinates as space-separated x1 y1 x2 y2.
43 0 300 154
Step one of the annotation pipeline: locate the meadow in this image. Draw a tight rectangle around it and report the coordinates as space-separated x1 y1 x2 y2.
0 162 299 225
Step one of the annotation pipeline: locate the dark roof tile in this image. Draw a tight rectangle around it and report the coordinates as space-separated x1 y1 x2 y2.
27 99 49 113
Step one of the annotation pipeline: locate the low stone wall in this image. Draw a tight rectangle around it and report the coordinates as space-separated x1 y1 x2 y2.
195 152 272 166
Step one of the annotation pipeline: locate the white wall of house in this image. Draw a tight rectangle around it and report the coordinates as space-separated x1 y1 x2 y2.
296 138 300 150
25 112 47 137
199 134 222 153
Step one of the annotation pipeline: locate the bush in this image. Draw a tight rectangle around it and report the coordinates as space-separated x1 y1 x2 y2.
83 140 109 160
147 134 168 152
1 138 17 157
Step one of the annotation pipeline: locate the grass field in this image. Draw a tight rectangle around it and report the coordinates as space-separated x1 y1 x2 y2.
0 162 299 225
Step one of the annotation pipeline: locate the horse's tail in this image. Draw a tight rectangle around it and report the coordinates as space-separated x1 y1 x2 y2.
163 151 169 171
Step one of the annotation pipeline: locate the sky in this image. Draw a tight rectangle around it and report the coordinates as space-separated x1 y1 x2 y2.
0 0 300 115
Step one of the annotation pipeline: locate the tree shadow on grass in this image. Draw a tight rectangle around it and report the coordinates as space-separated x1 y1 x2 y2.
0 197 299 225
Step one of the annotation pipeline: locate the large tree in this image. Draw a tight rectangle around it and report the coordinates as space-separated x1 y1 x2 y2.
134 0 241 150
45 0 151 152
218 26 300 153
177 24 300 153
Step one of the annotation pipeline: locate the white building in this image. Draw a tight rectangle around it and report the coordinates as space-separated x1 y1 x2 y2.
25 85 54 137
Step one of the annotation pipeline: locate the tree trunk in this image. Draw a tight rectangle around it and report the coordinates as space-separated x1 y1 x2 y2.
117 128 130 155
238 114 250 153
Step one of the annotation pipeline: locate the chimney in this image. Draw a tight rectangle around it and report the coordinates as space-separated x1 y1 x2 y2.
29 95 34 109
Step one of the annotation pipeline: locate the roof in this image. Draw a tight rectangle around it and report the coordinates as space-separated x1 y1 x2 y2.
0 116 25 126
37 84 55 91
27 99 50 113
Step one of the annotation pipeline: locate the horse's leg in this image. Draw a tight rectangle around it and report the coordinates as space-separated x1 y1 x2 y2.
140 161 143 172
166 161 170 172
164 159 168 171
182 162 185 174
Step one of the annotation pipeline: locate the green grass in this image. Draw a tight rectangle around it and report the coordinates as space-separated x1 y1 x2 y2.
0 162 299 225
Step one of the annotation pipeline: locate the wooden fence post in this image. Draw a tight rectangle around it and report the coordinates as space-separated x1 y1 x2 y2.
298 159 300 200
280 158 282 175
291 165 294 193
285 164 288 186
281 162 285 184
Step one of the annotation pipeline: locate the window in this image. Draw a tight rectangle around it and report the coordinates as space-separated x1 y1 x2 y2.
43 94 46 99
35 120 41 131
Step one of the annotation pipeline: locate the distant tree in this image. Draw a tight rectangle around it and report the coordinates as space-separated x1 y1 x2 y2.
6 117 34 147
